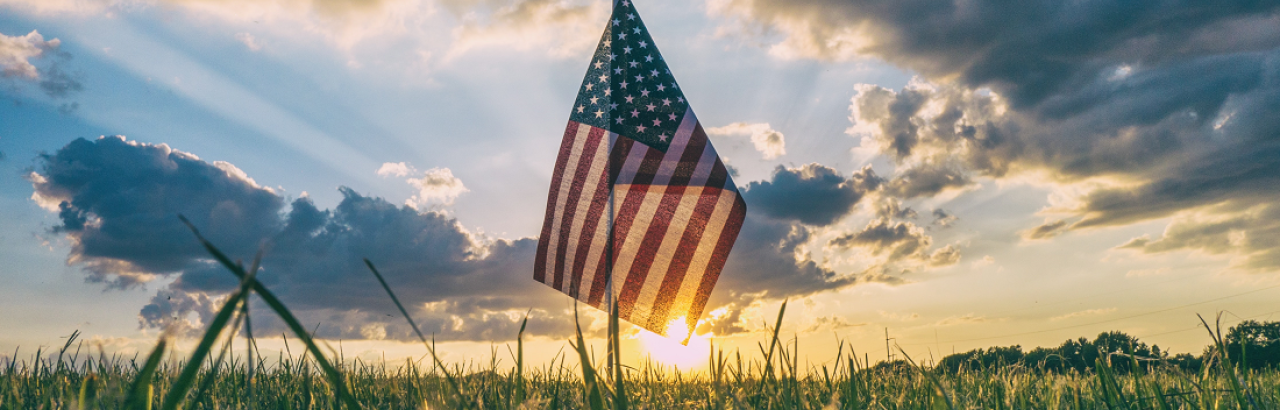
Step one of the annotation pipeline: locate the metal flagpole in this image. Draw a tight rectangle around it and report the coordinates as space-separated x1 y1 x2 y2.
604 0 618 384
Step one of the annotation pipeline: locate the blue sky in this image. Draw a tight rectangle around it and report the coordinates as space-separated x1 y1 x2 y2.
3 0 1279 368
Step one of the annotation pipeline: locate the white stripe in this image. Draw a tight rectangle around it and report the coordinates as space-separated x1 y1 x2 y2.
563 130 609 297
629 185 705 328
666 189 739 330
576 194 611 303
545 123 592 289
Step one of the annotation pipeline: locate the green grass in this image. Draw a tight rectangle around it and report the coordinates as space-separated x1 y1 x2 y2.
2 219 1279 409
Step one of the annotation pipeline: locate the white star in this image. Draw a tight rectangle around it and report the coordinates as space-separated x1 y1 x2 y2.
610 103 618 110
672 82 678 89
637 124 647 132
629 61 639 68
631 109 640 117
640 89 650 97
616 117 624 124
612 19 620 26
598 74 608 83
614 67 623 74
609 53 617 61
604 89 613 96
635 74 644 82
585 83 594 91
646 103 656 111
652 118 661 126
639 41 648 48
633 27 641 34
668 113 677 121
658 134 669 142
622 0 629 5
650 69 659 77
656 84 666 91
590 96 599 104
623 46 633 54
677 96 684 103
604 40 611 47
627 13 635 20
595 110 604 118
625 95 634 103
662 98 671 106
620 80 629 89
645 55 654 62
594 61 604 69
577 105 585 113
618 33 627 40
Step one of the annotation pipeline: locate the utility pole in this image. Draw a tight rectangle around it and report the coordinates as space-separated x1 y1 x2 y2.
885 328 893 363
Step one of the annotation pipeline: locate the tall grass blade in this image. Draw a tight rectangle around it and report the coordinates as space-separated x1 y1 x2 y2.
158 251 262 410
363 258 468 408
124 335 167 410
179 215 361 410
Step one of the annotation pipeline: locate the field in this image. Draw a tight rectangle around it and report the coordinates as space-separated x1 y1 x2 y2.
3 221 1279 410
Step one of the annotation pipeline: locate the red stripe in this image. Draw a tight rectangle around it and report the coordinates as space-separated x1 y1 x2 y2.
568 134 612 299
535 121 583 284
552 125 604 291
644 186 721 330
616 183 685 319
587 137 643 306
686 194 746 333
617 127 712 319
608 144 665 265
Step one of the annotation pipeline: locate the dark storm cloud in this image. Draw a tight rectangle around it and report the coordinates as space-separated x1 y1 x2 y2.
742 163 882 225
720 0 1280 273
30 136 284 289
716 0 1280 107
33 136 579 342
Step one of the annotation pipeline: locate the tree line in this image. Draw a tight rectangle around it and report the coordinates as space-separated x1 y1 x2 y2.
922 320 1280 374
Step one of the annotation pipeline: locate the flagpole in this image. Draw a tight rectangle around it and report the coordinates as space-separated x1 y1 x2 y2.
605 0 619 384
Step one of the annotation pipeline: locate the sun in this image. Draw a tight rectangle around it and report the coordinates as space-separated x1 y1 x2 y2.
636 316 711 369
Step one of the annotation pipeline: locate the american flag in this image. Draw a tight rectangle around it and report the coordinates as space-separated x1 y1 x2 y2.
534 0 747 337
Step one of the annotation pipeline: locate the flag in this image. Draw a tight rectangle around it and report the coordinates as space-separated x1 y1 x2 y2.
534 0 747 338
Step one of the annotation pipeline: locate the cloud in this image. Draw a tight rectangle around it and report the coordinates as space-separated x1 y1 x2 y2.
1 30 82 99
1024 219 1068 241
235 32 263 51
742 163 881 226
871 196 916 220
706 122 787 160
710 0 1280 107
32 136 578 342
828 218 960 270
931 209 957 228
444 0 606 60
376 161 415 177
1115 204 1280 271
378 162 470 208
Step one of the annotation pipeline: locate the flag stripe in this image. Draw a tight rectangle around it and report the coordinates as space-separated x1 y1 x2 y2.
563 127 609 296
686 193 747 331
535 121 588 283
662 187 740 332
547 123 595 291
644 184 722 330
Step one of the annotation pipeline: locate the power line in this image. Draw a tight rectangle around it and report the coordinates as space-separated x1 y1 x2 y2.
901 281 1280 346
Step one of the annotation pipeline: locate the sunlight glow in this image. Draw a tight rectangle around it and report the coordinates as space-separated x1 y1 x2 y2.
636 316 711 369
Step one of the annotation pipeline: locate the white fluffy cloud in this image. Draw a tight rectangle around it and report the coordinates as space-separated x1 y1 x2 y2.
0 30 58 79
706 122 787 160
378 162 469 207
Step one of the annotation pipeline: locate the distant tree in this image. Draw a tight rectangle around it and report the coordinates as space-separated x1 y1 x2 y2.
937 346 1024 373
1223 320 1280 369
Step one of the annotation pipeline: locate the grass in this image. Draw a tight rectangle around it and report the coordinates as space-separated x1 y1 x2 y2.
2 220 1279 409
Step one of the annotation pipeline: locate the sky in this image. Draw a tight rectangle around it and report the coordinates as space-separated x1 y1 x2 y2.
2 0 1279 370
